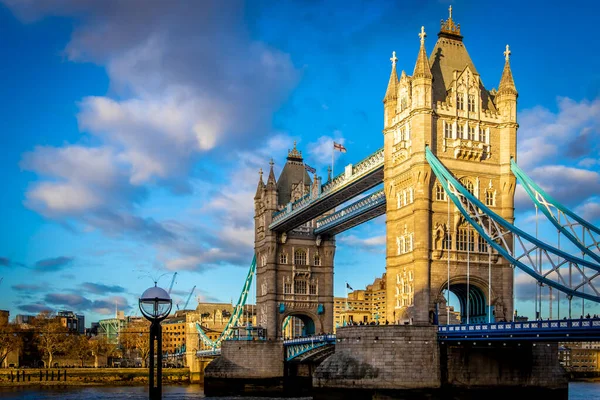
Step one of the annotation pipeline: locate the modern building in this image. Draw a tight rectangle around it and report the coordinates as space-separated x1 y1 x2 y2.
333 274 387 328
15 314 34 325
57 310 80 332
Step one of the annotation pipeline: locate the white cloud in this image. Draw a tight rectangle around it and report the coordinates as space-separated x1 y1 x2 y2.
307 133 345 165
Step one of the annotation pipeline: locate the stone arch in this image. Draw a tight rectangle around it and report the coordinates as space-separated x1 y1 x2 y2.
435 276 496 324
281 310 322 338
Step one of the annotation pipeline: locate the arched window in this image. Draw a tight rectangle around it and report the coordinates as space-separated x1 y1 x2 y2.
468 94 475 112
457 92 464 110
461 179 475 196
294 249 307 265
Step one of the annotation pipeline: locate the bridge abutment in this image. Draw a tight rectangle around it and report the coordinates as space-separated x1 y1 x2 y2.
312 326 568 399
203 340 284 396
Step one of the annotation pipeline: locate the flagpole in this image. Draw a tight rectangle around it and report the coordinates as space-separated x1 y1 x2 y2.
331 140 335 177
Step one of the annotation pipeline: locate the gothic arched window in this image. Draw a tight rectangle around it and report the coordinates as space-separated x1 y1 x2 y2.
457 92 465 110
294 249 307 265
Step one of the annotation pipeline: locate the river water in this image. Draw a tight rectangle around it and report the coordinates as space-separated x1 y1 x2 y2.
0 382 597 399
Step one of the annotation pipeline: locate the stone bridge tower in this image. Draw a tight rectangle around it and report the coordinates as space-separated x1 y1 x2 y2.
254 144 336 339
383 8 517 325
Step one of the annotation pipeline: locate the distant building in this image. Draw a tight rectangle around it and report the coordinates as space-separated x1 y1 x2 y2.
76 314 85 334
98 311 143 343
15 314 34 325
86 322 100 336
0 310 9 326
559 342 600 372
57 310 80 332
333 274 388 329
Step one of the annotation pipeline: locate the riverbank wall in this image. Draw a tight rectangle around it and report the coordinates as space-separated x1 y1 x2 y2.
0 368 189 386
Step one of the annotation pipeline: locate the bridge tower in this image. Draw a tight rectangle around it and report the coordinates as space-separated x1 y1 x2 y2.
254 144 336 339
383 8 517 325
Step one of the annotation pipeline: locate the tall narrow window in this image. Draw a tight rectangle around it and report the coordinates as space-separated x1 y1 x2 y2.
279 253 288 264
314 254 321 266
457 125 465 139
401 96 407 111
485 190 495 206
284 282 292 294
468 231 475 252
457 93 464 110
408 188 414 204
309 282 317 295
468 94 475 112
436 185 446 201
406 234 413 252
443 233 452 250
480 128 487 143
457 228 468 251
461 179 475 196
397 193 402 209
294 249 307 265
444 122 452 138
478 235 488 253
468 126 476 141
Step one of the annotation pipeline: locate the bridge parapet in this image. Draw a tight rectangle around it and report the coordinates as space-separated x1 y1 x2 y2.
438 318 600 341
315 189 385 235
270 148 384 229
284 334 337 361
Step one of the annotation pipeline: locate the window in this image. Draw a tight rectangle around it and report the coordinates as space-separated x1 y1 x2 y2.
480 128 488 143
444 122 452 138
468 126 475 141
462 179 475 195
485 190 495 206
294 249 307 265
314 254 321 266
279 253 288 264
284 282 292 294
399 127 406 142
443 233 452 250
294 279 307 294
457 228 468 251
457 125 465 139
401 96 407 111
478 235 488 253
457 93 464 110
408 188 414 204
436 185 446 201
309 283 317 295
468 94 475 112
406 234 413 252
397 193 402 209
261 254 267 267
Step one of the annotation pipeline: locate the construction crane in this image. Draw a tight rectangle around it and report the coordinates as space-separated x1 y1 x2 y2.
183 285 196 310
167 272 177 295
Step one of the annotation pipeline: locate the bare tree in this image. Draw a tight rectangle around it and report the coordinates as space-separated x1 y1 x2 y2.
69 335 91 367
120 321 150 367
33 312 68 368
0 323 22 367
89 336 109 368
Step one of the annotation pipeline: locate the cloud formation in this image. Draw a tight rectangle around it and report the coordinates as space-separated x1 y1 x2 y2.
80 282 126 295
34 256 74 272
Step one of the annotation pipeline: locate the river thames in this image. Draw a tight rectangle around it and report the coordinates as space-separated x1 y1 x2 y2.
0 382 598 399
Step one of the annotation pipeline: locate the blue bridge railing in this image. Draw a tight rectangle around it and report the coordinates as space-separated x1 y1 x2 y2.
283 334 336 361
438 318 600 342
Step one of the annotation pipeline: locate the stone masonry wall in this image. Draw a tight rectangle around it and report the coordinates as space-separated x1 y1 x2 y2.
314 325 440 389
204 340 284 379
442 342 568 389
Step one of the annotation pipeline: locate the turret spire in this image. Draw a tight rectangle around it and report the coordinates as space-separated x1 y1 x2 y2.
413 26 432 79
384 51 399 103
254 168 265 200
266 158 277 190
498 44 517 95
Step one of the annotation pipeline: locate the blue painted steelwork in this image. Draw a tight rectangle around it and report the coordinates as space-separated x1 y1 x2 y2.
195 256 256 352
438 318 600 342
283 334 337 361
511 160 600 264
314 189 386 236
196 348 221 357
426 147 600 303
269 148 384 232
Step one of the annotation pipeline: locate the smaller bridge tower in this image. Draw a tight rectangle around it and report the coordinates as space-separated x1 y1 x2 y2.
254 143 336 339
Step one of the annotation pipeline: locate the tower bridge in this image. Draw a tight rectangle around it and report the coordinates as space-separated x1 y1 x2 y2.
196 7 600 399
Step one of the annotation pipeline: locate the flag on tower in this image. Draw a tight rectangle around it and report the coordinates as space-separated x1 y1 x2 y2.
346 282 353 291
304 164 316 174
333 141 347 153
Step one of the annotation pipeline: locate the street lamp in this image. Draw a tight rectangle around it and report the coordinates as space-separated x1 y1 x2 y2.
139 284 172 400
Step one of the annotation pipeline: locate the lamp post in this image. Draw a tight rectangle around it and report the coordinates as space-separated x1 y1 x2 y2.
139 284 172 400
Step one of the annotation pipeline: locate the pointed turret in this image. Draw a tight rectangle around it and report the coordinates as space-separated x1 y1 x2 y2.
254 168 265 200
413 26 432 79
266 159 277 190
498 45 517 95
384 51 399 102
384 51 399 127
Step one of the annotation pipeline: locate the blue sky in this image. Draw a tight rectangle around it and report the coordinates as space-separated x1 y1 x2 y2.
1 0 599 325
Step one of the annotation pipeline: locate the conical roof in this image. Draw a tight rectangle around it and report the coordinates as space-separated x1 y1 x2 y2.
383 51 399 102
498 45 517 95
413 26 432 79
254 169 264 200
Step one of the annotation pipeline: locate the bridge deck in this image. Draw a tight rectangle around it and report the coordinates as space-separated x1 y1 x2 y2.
438 318 600 342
